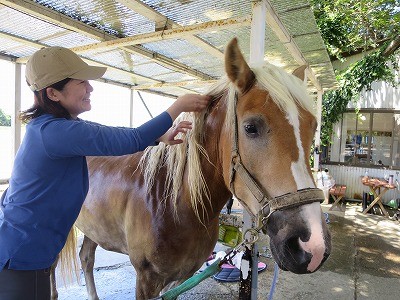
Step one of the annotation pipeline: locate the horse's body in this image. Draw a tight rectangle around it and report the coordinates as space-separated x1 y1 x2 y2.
53 38 331 300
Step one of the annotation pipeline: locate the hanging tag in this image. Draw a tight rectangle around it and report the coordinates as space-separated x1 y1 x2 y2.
232 251 244 270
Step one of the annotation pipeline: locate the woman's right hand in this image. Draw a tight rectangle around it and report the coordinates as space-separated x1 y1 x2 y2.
166 94 211 120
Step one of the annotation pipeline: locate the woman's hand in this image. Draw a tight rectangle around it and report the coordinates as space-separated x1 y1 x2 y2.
166 94 211 121
157 121 192 145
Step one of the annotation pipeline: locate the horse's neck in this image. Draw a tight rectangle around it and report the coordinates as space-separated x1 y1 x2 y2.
199 97 232 214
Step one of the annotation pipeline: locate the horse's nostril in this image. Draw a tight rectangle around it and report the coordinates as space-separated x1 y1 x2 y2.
282 236 312 273
286 236 301 253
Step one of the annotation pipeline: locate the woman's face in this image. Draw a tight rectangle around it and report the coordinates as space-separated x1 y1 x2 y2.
49 79 94 119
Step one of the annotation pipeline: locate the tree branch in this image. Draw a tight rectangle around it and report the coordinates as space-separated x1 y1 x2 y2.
383 35 400 57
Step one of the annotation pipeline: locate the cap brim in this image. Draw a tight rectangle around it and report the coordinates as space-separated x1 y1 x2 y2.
70 65 107 81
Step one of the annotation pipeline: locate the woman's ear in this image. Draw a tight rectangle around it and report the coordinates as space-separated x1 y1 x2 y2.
46 87 59 102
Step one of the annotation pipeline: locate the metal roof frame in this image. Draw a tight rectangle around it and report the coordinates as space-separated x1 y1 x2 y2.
0 0 336 97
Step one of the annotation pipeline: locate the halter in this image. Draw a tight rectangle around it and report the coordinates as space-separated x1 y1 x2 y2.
228 92 323 229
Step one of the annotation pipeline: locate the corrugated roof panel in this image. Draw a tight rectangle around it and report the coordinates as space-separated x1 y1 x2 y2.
142 0 251 25
0 6 64 41
280 9 318 37
142 39 205 60
84 49 151 68
270 0 311 13
197 26 252 55
0 39 38 58
102 69 153 86
177 53 224 76
43 32 101 48
304 50 331 64
155 72 198 83
133 62 175 77
81 49 142 72
198 66 224 78
35 0 155 36
294 34 326 53
149 86 190 96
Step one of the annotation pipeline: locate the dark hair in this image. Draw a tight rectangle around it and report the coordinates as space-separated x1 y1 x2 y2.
20 78 72 123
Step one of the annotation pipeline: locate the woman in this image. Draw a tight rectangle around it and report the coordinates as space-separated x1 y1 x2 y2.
0 46 210 299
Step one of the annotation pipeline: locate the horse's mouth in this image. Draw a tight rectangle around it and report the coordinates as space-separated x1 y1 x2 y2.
273 249 331 274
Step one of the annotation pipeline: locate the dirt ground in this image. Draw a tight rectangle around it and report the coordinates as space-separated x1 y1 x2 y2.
54 202 400 300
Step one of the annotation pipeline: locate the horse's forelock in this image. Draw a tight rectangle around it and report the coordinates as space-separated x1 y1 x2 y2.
252 64 315 116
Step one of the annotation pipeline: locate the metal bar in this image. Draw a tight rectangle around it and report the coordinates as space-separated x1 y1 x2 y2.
129 89 134 127
12 63 22 157
137 91 154 119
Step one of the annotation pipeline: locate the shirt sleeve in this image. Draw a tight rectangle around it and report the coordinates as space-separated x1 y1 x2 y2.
41 112 172 158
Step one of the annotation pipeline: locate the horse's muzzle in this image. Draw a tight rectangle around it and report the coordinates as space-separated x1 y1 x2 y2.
266 206 332 274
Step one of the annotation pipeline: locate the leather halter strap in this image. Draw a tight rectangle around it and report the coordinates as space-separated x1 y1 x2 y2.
228 92 323 223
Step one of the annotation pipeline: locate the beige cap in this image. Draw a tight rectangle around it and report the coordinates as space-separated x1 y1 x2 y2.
25 47 107 91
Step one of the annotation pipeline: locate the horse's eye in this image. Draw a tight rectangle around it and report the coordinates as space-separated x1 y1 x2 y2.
244 124 258 137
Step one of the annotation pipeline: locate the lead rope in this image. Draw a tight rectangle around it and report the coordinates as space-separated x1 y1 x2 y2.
268 263 279 300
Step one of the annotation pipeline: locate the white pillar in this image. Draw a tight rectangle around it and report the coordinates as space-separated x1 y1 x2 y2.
249 1 266 67
12 63 22 157
313 90 323 170
241 1 266 299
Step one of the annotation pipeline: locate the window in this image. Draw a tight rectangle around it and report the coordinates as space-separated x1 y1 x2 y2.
328 111 400 168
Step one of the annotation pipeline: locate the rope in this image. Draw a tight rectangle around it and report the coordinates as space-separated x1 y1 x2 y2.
153 258 221 300
268 263 279 300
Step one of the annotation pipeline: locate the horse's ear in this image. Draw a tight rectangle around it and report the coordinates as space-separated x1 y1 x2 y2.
292 65 307 82
225 38 255 94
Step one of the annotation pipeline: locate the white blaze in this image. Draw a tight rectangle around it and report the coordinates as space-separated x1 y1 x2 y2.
288 108 314 190
288 109 326 272
299 202 326 272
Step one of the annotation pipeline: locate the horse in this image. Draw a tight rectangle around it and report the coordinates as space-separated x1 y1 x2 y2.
52 37 331 299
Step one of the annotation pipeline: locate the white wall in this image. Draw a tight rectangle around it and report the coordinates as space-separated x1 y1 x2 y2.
321 164 400 203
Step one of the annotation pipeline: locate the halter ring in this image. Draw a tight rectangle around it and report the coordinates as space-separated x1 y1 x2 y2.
243 228 260 245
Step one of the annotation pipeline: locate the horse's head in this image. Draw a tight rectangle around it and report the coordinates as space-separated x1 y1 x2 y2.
220 38 331 274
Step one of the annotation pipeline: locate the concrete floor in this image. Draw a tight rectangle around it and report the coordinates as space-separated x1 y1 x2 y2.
54 203 400 300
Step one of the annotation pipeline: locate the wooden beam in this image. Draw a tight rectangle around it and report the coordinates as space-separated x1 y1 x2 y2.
69 16 252 53
133 80 218 90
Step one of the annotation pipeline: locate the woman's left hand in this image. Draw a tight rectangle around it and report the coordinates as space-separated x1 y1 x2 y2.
157 121 192 145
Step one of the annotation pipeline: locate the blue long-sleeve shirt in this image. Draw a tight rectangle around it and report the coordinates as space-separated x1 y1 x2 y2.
0 112 172 270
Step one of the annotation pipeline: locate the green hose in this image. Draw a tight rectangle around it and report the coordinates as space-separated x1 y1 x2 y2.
155 258 222 300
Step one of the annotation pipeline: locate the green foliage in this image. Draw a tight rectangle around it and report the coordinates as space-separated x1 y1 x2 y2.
0 108 11 126
310 0 400 60
310 1 400 146
320 44 399 146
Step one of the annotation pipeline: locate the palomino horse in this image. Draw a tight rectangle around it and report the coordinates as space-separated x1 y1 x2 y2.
52 38 331 299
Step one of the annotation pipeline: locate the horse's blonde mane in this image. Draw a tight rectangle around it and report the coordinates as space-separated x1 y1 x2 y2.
138 62 314 222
